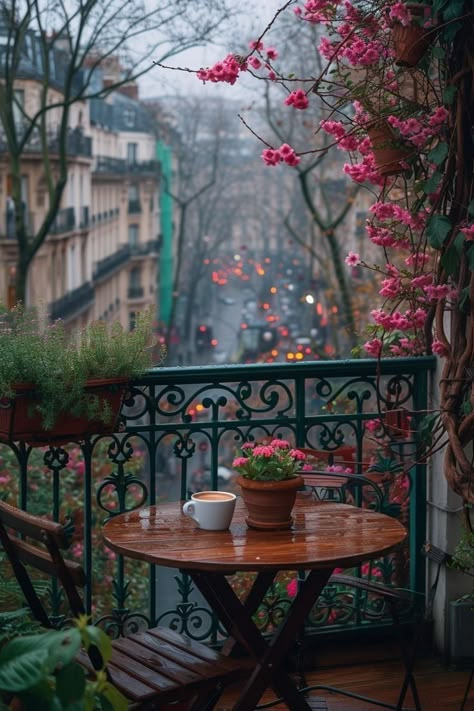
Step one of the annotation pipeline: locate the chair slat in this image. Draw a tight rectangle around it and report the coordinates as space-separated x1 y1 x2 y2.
128 630 239 679
112 637 202 684
77 650 159 701
0 499 68 547
145 626 244 672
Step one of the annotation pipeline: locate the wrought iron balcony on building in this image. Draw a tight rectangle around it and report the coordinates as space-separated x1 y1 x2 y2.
94 156 160 176
0 357 436 646
130 239 160 257
128 200 141 214
49 281 94 322
3 209 35 240
127 285 144 299
93 245 130 282
79 206 90 229
49 207 76 235
0 126 92 158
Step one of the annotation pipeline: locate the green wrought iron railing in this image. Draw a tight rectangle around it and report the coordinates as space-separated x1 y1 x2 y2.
0 356 436 641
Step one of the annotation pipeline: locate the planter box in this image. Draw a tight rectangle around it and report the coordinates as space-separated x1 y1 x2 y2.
0 378 127 446
449 599 474 665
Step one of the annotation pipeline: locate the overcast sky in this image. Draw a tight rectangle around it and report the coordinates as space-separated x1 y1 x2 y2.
139 1 287 101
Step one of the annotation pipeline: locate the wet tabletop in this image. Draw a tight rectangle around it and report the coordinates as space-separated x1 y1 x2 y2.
103 495 406 573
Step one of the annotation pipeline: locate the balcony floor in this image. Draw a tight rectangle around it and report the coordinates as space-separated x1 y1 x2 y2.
215 651 473 710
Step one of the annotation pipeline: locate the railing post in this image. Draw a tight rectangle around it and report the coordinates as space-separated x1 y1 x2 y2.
295 372 306 447
410 363 429 597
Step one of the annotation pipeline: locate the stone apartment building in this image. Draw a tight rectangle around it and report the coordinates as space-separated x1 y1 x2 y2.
0 25 160 330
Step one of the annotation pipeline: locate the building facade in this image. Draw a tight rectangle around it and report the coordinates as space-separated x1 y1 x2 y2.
0 24 161 330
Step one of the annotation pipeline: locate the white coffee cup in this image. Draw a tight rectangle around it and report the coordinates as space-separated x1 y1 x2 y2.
182 491 236 531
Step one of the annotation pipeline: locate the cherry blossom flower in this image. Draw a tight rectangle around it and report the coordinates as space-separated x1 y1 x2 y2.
345 252 361 266
284 89 309 110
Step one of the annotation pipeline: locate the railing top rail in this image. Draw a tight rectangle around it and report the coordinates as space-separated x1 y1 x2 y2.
135 356 437 385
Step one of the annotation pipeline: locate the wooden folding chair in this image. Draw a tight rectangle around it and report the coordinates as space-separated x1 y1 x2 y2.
290 448 422 711
0 499 247 710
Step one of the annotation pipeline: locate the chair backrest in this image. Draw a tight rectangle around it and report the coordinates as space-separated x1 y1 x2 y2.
299 446 357 468
0 499 87 627
299 447 357 489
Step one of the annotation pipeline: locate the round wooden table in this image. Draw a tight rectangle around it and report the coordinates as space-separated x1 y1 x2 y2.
104 496 407 711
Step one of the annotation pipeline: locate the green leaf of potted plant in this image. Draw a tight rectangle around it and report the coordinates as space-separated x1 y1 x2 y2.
232 439 306 530
0 616 128 710
0 304 164 445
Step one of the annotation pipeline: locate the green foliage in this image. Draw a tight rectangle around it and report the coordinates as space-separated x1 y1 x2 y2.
418 412 441 448
426 214 452 249
440 243 459 276
0 609 41 648
0 617 127 710
422 171 442 196
451 522 474 574
428 142 449 166
442 86 457 105
0 304 164 429
467 247 474 273
0 552 48 645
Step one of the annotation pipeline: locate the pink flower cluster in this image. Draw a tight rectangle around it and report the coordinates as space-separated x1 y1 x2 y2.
252 445 274 457
294 0 341 23
197 54 246 85
371 308 427 332
432 339 449 357
461 225 474 240
365 419 382 433
285 89 309 110
343 154 386 187
320 120 360 151
262 143 301 167
316 0 389 69
369 201 428 231
327 464 354 473
389 1 412 26
232 438 307 480
387 107 449 149
247 41 279 79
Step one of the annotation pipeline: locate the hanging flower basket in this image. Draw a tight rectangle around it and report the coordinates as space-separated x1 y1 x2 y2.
237 475 304 530
392 3 434 67
367 121 411 177
0 378 128 446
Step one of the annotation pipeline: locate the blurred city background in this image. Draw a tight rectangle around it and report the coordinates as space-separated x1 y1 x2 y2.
0 0 377 370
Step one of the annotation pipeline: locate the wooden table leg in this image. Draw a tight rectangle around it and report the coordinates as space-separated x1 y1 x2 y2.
222 570 275 658
190 568 333 711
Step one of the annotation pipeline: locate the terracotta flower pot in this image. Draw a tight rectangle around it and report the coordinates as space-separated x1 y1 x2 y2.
367 122 411 177
0 378 128 446
392 3 434 67
237 475 304 530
